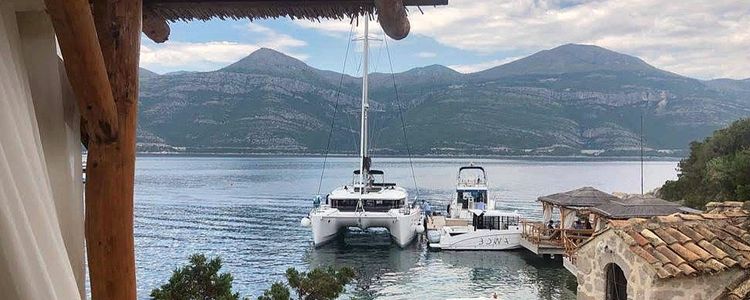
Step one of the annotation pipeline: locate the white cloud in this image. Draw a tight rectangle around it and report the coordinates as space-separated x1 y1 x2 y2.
416 51 437 58
449 56 521 73
141 42 260 72
141 23 308 73
407 0 750 79
294 19 354 38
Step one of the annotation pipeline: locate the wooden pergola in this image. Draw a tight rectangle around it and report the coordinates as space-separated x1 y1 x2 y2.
42 0 445 299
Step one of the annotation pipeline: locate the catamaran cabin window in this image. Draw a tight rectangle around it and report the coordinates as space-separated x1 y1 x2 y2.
330 198 405 212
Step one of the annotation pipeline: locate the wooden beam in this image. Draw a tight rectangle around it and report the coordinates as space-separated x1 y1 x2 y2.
375 0 409 40
143 9 170 43
85 0 142 299
44 0 119 144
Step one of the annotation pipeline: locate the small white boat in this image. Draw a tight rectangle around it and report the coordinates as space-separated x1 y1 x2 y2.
428 164 523 250
429 209 522 250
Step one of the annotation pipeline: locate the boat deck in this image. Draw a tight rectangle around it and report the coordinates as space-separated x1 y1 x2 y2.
426 215 469 230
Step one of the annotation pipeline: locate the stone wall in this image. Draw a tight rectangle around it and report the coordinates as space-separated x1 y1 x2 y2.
575 230 745 300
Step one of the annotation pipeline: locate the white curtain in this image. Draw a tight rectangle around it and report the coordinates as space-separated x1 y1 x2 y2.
0 5 83 300
542 202 553 224
562 207 577 229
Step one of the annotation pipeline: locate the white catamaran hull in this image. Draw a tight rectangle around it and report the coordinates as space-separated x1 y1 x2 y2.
311 208 422 248
430 227 522 250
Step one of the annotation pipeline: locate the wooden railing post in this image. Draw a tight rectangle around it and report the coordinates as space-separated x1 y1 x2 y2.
85 0 141 299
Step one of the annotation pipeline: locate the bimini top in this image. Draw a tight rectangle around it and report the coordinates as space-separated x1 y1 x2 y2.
538 186 620 208
469 209 521 218
457 164 487 188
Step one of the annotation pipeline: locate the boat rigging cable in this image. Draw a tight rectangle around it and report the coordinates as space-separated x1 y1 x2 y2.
384 37 420 201
317 22 355 195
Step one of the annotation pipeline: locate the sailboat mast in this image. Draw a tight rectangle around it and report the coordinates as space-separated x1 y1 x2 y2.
359 13 370 189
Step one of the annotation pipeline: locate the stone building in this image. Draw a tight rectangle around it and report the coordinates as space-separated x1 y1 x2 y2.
574 208 750 300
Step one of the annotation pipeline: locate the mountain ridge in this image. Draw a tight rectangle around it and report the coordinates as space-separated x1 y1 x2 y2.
137 44 750 156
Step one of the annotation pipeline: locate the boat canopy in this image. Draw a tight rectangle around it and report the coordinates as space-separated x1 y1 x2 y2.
468 209 521 218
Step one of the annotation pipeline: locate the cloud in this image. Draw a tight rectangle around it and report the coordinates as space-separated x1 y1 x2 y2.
416 51 437 58
407 0 750 79
449 57 521 73
294 19 354 38
141 23 308 73
141 42 260 72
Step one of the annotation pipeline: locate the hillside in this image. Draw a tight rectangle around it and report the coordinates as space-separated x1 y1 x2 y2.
137 44 750 155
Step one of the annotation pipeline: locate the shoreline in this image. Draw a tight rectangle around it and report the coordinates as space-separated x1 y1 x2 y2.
130 151 683 161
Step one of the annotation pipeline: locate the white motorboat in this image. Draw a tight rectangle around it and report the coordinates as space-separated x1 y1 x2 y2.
428 164 523 250
301 13 422 248
429 209 522 250
449 164 494 219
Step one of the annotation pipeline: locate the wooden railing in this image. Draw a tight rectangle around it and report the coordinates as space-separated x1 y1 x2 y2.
521 221 564 247
562 229 595 263
522 220 595 254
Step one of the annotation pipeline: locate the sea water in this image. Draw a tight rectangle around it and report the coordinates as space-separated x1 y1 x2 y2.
134 156 678 299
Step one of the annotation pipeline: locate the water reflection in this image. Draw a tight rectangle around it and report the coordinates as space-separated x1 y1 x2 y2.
303 235 576 300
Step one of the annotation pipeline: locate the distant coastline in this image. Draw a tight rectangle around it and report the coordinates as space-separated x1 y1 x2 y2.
133 151 683 161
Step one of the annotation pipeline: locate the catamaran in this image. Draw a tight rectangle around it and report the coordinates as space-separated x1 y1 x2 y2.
428 164 523 250
301 13 423 248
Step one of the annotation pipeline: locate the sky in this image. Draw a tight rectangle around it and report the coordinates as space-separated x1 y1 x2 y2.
141 0 750 80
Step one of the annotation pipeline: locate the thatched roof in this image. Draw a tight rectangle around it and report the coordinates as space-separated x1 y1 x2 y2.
538 186 620 207
143 0 447 22
591 195 699 219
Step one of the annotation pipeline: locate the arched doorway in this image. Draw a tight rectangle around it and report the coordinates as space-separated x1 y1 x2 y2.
605 263 627 300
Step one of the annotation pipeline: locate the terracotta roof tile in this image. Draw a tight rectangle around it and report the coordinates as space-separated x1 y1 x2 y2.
654 266 671 278
664 227 691 243
724 238 750 252
740 234 750 245
677 263 697 275
630 245 659 264
705 258 728 272
653 228 678 244
683 242 713 261
701 213 728 219
662 263 682 276
656 245 687 266
722 257 739 268
726 225 746 238
641 228 666 246
693 224 718 240
699 240 729 259
629 231 650 247
597 206 750 279
656 215 682 223
677 225 705 242
679 214 705 221
668 243 701 262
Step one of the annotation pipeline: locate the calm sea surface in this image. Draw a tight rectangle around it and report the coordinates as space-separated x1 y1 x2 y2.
134 156 679 299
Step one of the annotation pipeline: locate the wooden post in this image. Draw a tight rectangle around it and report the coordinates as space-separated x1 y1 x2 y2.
44 0 120 144
85 0 141 299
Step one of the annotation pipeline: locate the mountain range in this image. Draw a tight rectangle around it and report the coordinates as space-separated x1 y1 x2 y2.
137 44 750 156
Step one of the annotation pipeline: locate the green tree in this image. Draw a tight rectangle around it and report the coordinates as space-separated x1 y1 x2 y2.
151 254 242 300
661 118 750 208
258 266 355 300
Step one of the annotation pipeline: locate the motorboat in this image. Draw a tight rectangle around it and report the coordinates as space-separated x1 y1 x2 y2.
427 164 522 250
429 209 522 250
449 164 494 219
301 13 422 248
